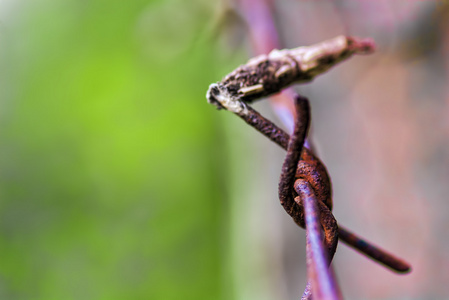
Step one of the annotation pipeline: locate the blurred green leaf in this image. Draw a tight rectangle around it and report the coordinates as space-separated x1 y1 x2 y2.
0 1 231 299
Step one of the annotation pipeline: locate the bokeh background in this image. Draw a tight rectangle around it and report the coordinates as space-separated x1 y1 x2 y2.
1 0 448 299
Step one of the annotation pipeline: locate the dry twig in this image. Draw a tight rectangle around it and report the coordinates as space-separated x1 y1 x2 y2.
207 35 375 114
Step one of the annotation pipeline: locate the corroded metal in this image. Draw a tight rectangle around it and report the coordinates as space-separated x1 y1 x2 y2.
338 226 411 273
296 181 342 300
207 34 410 300
278 96 310 228
220 93 411 274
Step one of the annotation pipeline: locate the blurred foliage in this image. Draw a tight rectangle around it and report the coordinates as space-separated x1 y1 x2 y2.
0 0 235 299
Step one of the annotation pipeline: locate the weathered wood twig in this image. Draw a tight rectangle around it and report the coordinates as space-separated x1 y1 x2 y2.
207 35 375 114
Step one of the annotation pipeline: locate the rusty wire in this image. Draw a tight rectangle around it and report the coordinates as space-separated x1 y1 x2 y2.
207 61 411 298
208 79 411 298
213 93 411 272
299 180 341 300
207 1 411 299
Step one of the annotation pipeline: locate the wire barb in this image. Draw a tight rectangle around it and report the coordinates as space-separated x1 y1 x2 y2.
207 27 410 300
211 90 411 274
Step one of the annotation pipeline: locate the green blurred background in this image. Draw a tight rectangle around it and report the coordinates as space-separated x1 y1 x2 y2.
0 1 235 299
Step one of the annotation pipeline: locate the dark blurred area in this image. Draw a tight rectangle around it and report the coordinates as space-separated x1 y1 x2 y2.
0 0 448 299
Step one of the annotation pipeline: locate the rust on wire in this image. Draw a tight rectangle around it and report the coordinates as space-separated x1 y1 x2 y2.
207 35 411 299
213 83 411 274
278 95 310 228
298 180 342 300
338 226 411 273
